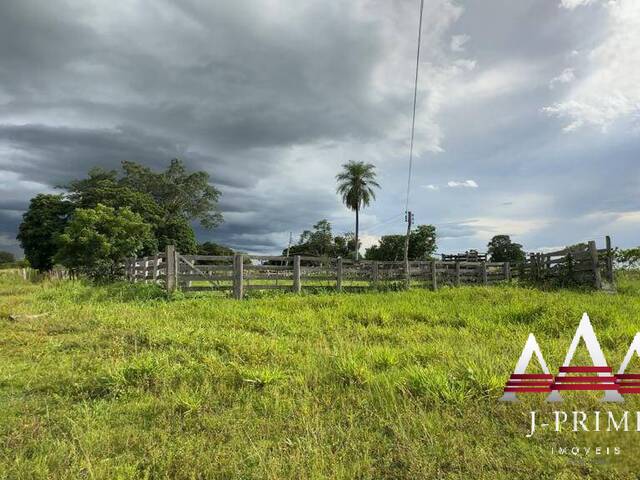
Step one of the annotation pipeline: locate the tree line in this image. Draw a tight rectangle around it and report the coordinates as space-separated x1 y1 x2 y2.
331 160 526 263
280 219 438 261
12 156 614 282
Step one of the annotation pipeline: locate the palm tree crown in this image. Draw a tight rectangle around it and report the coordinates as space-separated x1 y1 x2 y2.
336 161 380 260
336 161 379 211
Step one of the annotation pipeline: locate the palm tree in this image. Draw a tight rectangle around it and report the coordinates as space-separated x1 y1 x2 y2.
336 161 380 261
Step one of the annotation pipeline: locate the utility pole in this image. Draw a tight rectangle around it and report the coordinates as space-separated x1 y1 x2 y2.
286 231 293 266
286 232 292 258
404 210 413 288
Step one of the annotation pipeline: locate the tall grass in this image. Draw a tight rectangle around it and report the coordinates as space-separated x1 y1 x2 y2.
1 273 640 478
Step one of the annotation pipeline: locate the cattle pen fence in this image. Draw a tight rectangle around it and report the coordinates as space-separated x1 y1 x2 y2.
124 237 615 299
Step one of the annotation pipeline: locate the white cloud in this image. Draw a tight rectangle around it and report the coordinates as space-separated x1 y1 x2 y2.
560 0 595 9
532 245 565 253
0 170 52 193
443 61 538 108
545 0 640 131
583 209 640 227
615 211 640 225
461 217 550 239
423 184 439 190
450 34 469 52
549 68 575 89
447 179 478 188
358 234 381 253
369 0 470 154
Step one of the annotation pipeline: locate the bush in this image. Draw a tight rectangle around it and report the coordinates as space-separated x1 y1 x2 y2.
55 204 156 282
487 235 525 263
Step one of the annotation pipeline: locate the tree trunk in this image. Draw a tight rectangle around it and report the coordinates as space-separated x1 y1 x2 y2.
355 207 359 262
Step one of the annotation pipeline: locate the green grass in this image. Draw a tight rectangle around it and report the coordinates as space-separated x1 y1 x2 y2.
2 272 640 478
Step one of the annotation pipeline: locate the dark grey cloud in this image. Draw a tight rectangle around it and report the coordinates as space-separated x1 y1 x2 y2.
0 124 257 189
0 0 397 150
0 0 638 256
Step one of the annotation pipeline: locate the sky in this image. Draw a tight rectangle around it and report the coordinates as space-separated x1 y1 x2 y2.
0 0 638 256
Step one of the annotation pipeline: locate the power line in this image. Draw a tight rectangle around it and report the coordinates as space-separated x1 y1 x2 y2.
361 213 405 236
404 0 425 214
369 212 404 228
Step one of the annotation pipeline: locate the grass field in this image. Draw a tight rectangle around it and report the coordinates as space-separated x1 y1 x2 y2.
2 272 640 479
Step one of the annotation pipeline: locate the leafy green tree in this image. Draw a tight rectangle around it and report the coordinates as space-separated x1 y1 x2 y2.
197 241 237 265
336 161 380 261
63 160 221 254
333 232 358 258
487 235 525 263
0 251 15 264
65 167 162 221
198 241 235 256
156 217 198 254
296 219 334 256
64 167 164 253
283 220 357 258
19 160 221 277
17 194 73 271
409 225 437 260
55 204 156 281
365 225 437 261
121 159 222 229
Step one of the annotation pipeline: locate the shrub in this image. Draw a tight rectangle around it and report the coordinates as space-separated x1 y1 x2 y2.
55 204 156 282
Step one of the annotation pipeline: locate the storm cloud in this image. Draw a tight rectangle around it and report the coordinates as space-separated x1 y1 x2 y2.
0 0 638 255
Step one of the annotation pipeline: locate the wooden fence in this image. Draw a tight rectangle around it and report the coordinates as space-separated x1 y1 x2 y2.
125 245 513 299
125 237 615 298
441 250 487 262
510 237 615 290
6 267 71 282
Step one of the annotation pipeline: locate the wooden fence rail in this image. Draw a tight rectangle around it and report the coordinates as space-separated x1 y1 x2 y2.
125 248 514 299
124 237 615 299
508 237 615 291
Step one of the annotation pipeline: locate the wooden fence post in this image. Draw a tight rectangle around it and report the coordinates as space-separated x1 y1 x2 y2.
431 259 438 291
131 258 137 283
536 253 541 279
233 253 244 299
545 254 551 273
538 253 543 279
336 257 343 292
143 257 148 283
405 261 411 289
588 240 602 290
605 235 614 283
372 261 379 288
293 255 301 293
152 254 159 283
165 245 177 293
174 249 179 287
481 261 488 285
503 262 511 282
455 262 460 287
529 253 536 281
